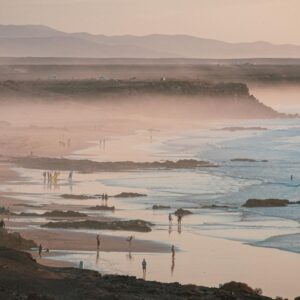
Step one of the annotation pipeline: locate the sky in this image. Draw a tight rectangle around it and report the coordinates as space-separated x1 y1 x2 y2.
0 0 300 44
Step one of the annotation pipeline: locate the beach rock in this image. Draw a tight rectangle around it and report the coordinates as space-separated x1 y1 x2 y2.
0 247 272 300
174 208 193 216
12 157 218 172
87 205 115 211
43 210 87 218
243 199 289 208
152 205 171 210
18 210 87 218
0 229 36 250
60 194 99 200
114 192 147 198
41 219 153 232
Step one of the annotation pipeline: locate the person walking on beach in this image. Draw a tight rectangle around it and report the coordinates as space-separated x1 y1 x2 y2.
142 258 147 279
38 244 43 258
104 193 108 206
168 213 173 225
0 219 5 229
177 215 182 233
171 245 175 259
126 235 133 252
96 234 101 251
43 171 46 183
177 215 182 226
68 171 73 182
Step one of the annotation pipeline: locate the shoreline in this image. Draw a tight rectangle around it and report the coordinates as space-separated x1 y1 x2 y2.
1 123 300 298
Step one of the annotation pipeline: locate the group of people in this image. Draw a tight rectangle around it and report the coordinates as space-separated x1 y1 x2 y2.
101 193 109 206
43 171 60 185
43 171 73 185
168 213 183 233
58 137 71 148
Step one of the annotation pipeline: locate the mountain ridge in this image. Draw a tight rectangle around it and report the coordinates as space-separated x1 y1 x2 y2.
1 24 300 58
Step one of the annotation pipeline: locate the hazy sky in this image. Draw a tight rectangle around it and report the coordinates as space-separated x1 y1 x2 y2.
1 0 299 44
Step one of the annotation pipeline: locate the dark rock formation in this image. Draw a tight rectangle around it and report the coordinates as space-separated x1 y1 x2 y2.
152 205 171 210
114 192 147 198
174 208 193 216
17 210 87 218
11 157 217 172
60 194 99 200
0 229 36 250
87 205 115 211
41 219 153 232
243 199 289 208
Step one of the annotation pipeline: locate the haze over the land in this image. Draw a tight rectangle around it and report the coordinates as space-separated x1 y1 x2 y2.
1 0 300 45
2 24 300 58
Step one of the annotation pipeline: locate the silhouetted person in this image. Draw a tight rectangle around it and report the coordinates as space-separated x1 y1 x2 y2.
177 215 182 226
43 171 46 183
142 258 147 279
168 213 173 225
96 234 101 251
0 219 5 229
171 245 175 259
127 235 133 252
171 256 175 276
291 175 294 181
38 244 43 258
68 171 73 182
177 215 182 233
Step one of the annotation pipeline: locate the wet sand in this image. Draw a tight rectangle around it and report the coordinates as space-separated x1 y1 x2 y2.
17 228 169 253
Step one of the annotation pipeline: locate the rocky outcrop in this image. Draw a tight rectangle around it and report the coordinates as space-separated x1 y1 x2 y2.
60 194 99 200
87 205 115 211
41 219 153 232
17 210 87 218
114 192 147 198
243 199 289 208
11 157 217 172
0 229 36 250
152 205 171 210
174 208 193 216
0 247 273 300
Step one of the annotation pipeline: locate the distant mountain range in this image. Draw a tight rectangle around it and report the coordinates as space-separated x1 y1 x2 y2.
1 24 300 58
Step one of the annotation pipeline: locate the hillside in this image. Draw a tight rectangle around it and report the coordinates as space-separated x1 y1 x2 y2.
1 25 300 58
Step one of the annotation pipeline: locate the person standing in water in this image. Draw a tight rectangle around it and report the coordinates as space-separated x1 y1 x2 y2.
171 245 175 259
142 258 147 279
68 171 73 182
291 175 294 181
96 234 101 251
43 171 46 183
38 244 43 258
168 213 173 225
126 235 133 251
